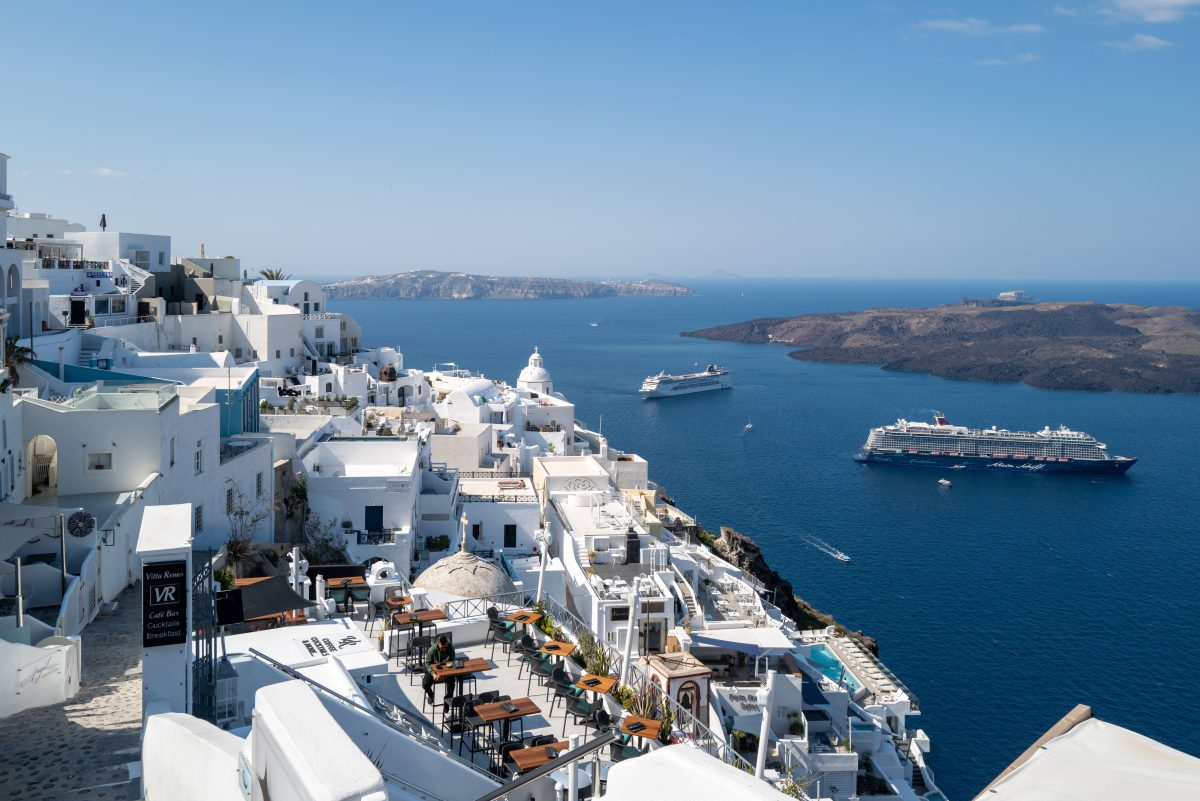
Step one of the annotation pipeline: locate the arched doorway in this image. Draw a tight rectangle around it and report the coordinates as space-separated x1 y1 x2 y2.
677 680 700 717
28 435 58 496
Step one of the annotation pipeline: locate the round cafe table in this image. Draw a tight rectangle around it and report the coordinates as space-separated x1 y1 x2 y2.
385 595 413 609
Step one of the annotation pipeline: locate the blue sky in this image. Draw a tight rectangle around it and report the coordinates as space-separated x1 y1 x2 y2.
3 1 1197 279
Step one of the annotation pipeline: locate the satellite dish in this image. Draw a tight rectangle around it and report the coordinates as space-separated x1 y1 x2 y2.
67 511 96 538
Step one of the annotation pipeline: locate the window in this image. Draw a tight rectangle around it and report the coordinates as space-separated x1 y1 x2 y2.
611 606 630 622
315 326 325 339
325 382 332 393
87 453 113 471
194 440 203 474
193 505 203 534
169 437 175 467
218 335 223 344
94 298 110 315
95 279 101 288
158 251 165 266
303 292 309 301
290 348 295 357
472 523 481 541
503 524 517 549
226 487 235 513
111 297 126 314
134 250 150 270
256 472 263 498
275 350 280 359
235 348 243 359
192 337 197 346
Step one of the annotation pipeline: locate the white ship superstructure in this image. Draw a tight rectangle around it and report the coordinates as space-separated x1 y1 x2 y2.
640 364 730 397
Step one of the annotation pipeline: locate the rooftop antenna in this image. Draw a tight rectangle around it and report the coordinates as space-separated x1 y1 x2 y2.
99 213 107 232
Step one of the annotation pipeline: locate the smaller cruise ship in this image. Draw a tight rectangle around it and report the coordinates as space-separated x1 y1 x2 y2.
640 364 730 398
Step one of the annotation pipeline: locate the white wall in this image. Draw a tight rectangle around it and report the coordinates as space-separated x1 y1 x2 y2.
141 713 244 801
0 636 81 719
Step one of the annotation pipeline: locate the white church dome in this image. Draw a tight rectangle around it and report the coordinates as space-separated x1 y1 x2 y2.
413 515 516 598
413 550 516 598
518 347 553 388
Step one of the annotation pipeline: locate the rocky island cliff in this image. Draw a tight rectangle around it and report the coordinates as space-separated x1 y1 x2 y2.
684 301 1200 394
325 270 692 300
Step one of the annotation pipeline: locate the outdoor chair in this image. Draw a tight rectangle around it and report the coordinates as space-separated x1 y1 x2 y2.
527 652 555 695
408 634 433 688
562 694 593 737
590 709 613 733
459 701 489 760
515 634 538 679
530 734 559 747
442 693 475 743
494 740 525 778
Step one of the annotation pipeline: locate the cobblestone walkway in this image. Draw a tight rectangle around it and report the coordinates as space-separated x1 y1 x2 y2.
0 587 143 800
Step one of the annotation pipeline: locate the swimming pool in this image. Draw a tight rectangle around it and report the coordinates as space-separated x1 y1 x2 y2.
804 643 863 693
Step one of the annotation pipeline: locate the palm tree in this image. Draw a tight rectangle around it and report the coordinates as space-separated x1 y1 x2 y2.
4 336 33 385
258 267 291 281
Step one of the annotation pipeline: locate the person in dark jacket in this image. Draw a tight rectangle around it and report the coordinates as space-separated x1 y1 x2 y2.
422 634 456 705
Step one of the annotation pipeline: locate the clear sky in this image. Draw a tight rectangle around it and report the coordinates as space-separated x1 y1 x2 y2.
3 1 1197 280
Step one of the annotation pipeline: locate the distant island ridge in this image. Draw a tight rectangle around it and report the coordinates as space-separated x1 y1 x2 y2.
324 270 692 300
684 301 1200 394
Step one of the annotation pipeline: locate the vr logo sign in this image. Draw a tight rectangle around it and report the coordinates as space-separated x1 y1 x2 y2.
142 560 188 647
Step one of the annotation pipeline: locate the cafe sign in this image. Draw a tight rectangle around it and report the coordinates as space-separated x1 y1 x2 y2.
142 560 188 647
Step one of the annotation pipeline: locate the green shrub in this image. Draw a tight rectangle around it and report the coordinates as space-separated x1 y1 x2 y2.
215 566 235 590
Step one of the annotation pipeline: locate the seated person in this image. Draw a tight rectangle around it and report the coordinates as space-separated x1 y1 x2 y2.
422 634 457 705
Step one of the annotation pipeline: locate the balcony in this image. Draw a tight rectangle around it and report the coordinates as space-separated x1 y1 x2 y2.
356 530 398 546
219 437 268 464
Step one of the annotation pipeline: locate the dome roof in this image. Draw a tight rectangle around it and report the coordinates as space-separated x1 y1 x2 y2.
413 550 516 598
518 347 552 385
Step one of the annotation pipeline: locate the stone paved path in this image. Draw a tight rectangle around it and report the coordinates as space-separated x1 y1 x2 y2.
0 587 143 800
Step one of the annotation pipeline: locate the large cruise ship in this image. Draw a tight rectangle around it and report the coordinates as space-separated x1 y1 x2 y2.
855 411 1137 474
640 363 730 398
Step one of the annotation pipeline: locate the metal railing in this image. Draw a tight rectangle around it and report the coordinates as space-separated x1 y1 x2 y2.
441 590 530 621
537 595 756 775
459 494 538 504
841 633 921 711
471 732 617 801
457 470 528 479
248 648 497 783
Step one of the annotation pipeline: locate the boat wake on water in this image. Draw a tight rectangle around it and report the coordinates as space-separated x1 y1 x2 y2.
799 532 851 563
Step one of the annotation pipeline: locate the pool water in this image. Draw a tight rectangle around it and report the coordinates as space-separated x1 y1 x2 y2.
805 643 863 693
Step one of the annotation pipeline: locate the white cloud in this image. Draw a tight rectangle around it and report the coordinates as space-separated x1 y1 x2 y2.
1054 4 1079 15
1104 0 1200 22
56 168 72 176
88 167 126 178
973 52 1041 67
919 17 1046 34
1104 33 1174 49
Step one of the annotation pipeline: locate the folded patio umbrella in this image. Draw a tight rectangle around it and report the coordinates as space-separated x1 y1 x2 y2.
220 576 315 624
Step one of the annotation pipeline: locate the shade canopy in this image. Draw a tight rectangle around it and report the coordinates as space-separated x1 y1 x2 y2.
235 576 315 622
604 744 791 800
983 718 1200 800
691 626 795 657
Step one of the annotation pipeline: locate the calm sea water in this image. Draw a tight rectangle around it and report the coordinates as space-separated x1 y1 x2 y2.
332 280 1200 799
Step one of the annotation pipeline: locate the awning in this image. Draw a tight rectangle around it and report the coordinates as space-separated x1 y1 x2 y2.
222 576 315 624
604 744 787 801
691 626 795 657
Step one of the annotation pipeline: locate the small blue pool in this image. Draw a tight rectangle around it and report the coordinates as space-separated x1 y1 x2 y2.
805 643 864 693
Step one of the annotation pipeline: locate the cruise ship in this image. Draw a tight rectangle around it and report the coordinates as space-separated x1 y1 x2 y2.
855 412 1137 474
640 364 730 398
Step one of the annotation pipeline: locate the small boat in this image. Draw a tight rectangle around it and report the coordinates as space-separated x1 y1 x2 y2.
832 550 851 562
589 321 599 327
938 478 953 487
744 417 753 430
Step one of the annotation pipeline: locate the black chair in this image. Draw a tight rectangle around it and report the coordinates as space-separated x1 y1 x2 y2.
527 653 555 695
442 693 474 742
459 701 490 761
490 619 518 662
530 734 559 747
484 607 505 647
515 635 538 679
336 579 356 614
477 690 501 704
494 740 525 778
549 668 581 714
610 737 641 763
562 694 593 737
591 709 613 733
407 634 432 687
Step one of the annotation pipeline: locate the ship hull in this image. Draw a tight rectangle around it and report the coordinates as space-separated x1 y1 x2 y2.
854 451 1136 475
640 381 731 398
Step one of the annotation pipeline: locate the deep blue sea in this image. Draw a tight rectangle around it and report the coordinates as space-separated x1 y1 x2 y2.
332 280 1200 799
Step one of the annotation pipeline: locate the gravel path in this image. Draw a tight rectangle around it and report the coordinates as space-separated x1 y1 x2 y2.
0 587 143 800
